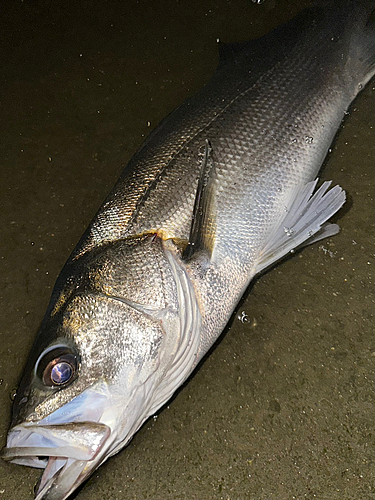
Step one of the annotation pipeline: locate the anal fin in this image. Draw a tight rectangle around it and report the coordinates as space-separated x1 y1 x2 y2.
254 179 346 275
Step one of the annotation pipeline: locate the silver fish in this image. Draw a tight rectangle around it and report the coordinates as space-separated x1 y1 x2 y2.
2 2 375 499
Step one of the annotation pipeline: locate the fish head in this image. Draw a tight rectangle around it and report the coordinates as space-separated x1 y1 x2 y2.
2 235 201 499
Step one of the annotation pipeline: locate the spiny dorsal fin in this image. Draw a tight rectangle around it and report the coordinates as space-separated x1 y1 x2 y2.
217 6 321 75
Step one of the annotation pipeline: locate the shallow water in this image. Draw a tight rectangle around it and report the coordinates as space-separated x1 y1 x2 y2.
1 0 375 498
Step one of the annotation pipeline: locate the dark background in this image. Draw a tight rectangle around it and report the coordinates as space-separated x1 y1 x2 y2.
1 0 375 498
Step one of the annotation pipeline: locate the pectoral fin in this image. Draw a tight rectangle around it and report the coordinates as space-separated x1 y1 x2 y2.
254 179 346 275
183 140 217 261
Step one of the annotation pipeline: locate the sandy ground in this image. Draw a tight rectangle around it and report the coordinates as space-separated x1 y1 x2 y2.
1 0 375 498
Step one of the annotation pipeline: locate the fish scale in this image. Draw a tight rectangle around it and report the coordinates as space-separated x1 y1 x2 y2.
91 27 345 256
2 3 375 499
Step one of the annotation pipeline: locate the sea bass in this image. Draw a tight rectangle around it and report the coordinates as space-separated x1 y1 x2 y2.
2 2 375 499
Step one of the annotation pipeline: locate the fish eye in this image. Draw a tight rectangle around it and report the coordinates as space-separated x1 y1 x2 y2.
35 346 79 388
44 356 75 386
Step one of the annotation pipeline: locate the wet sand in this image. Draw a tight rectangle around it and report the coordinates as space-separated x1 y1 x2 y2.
1 0 375 498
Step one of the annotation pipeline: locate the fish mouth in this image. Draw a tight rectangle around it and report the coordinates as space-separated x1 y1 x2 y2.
1 380 117 499
1 420 111 500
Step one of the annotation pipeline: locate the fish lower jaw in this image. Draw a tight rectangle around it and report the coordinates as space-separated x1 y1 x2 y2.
34 455 99 500
2 420 113 500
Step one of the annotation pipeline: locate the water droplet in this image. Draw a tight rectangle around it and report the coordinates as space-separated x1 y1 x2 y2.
291 138 297 144
238 311 249 323
10 388 17 401
284 227 295 237
251 0 265 3
304 136 313 144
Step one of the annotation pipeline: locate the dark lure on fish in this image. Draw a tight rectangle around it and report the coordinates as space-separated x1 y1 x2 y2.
2 2 375 499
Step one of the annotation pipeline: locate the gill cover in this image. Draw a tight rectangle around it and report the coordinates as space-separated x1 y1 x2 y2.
2 235 202 499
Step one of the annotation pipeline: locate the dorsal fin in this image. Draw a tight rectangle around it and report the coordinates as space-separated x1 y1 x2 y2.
216 6 322 75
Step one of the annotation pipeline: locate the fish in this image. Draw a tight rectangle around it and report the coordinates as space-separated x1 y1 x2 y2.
2 2 375 499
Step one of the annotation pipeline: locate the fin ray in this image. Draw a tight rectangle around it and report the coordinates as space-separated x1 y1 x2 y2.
254 179 346 275
183 140 217 261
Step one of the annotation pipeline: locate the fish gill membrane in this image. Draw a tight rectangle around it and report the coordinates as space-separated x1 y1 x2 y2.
2 1 375 499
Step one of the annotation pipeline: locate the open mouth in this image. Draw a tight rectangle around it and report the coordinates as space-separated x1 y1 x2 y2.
1 380 117 500
1 421 111 500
